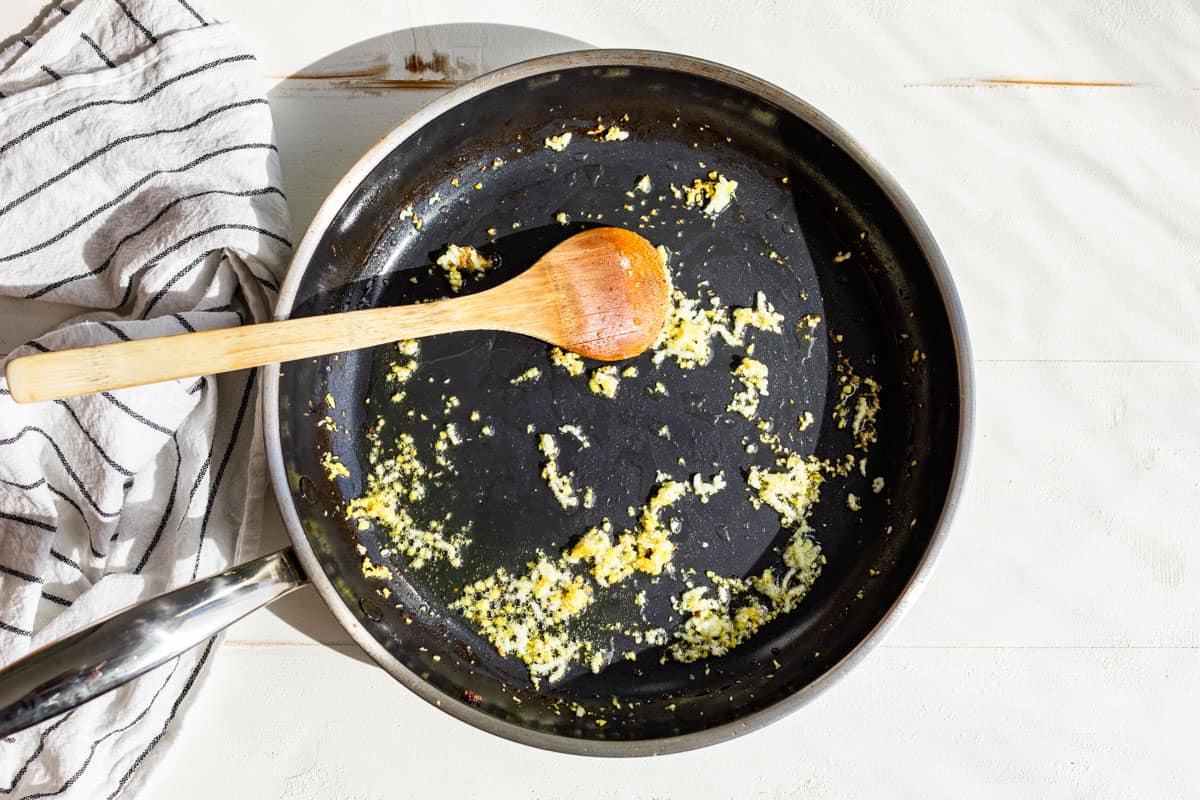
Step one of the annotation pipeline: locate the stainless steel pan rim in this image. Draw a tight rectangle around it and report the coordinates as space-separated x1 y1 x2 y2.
262 48 975 756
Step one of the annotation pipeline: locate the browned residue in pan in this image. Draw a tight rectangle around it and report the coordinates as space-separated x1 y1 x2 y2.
906 77 1135 88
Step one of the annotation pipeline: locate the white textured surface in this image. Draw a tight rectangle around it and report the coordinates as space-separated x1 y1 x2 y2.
3 1 1198 796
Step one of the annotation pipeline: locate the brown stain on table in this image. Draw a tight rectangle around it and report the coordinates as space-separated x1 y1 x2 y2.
403 51 453 76
906 77 1136 89
273 64 389 80
270 50 474 91
341 78 462 90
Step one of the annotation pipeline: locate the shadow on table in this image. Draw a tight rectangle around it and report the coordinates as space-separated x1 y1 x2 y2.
260 23 592 663
267 23 593 236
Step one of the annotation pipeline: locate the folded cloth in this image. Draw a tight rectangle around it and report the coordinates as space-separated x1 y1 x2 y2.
0 1 290 796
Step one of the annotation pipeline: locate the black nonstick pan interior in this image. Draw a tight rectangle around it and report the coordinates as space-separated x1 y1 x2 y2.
272 55 963 747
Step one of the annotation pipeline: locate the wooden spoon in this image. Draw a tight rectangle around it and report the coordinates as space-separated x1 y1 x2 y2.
5 227 669 403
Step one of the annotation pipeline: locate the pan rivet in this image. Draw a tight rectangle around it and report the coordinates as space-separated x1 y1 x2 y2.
359 598 383 621
298 475 318 503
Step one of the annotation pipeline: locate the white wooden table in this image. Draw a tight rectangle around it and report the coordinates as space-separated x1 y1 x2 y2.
4 1 1199 797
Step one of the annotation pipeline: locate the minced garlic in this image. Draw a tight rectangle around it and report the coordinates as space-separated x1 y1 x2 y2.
548 346 585 376
350 194 884 681
538 433 579 509
731 291 784 339
679 172 738 217
668 536 825 663
361 556 392 581
728 357 769 419
544 131 573 152
650 250 784 371
345 432 470 569
692 471 727 503
451 553 594 686
588 366 620 398
566 479 689 585
510 367 541 385
451 476 703 684
585 119 630 141
389 359 418 383
671 446 829 663
650 278 750 369
320 451 350 480
747 453 825 529
558 424 591 449
833 359 882 450
436 244 493 292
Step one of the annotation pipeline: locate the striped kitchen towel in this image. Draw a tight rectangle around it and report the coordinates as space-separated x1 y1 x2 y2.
0 1 290 796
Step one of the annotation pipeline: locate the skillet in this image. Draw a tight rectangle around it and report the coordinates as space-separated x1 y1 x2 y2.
0 50 972 755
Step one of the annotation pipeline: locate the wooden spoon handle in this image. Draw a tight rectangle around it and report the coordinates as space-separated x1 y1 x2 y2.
4 300 491 403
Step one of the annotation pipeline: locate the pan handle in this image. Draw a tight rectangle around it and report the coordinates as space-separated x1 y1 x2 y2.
0 547 307 738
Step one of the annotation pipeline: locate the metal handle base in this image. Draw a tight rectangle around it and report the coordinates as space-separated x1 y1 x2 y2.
0 548 307 738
